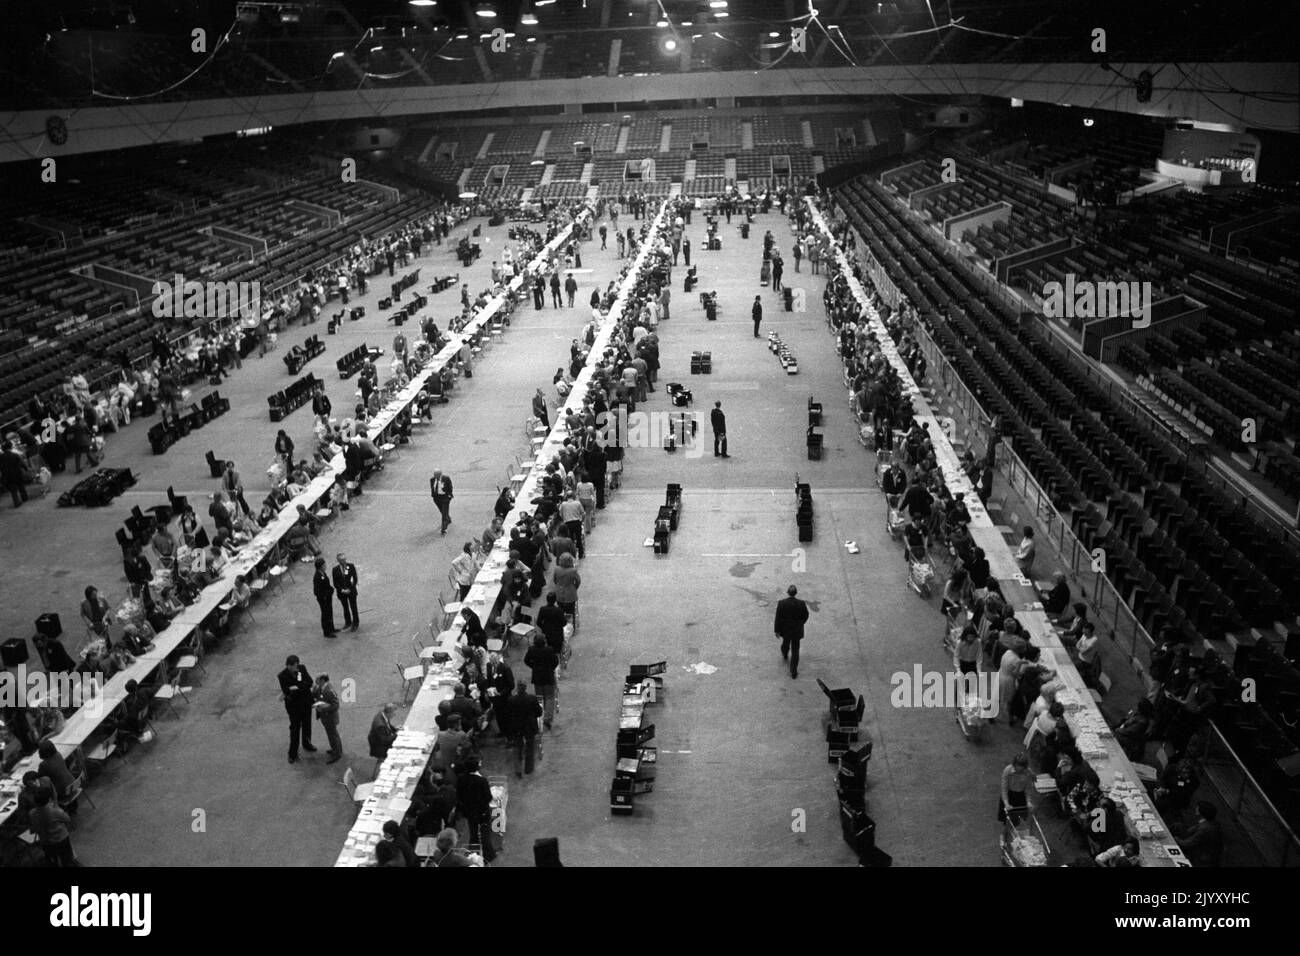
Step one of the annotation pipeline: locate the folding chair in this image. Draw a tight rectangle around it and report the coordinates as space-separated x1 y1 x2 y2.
151 674 190 718
397 660 425 703
342 767 375 804
175 631 207 683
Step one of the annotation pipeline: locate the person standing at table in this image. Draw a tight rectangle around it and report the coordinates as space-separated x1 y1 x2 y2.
501 680 542 778
773 584 809 679
532 388 550 429
278 654 316 763
312 557 337 637
313 673 343 764
430 469 454 536
525 634 560 729
368 702 398 774
455 755 497 863
752 295 763 338
332 552 359 632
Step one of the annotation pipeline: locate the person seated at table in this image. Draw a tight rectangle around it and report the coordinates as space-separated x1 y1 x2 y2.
285 507 322 560
103 679 155 750
1174 800 1223 868
37 740 78 815
16 771 54 821
448 683 484 734
434 699 453 733
327 475 350 515
1038 572 1071 618
380 819 418 867
374 840 406 868
1095 837 1141 868
429 827 474 867
1053 747 1098 797
119 621 154 657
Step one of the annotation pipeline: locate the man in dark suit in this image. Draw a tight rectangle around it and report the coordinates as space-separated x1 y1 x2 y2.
368 702 398 771
332 553 359 631
500 681 543 778
278 655 317 763
313 674 343 763
312 558 336 637
710 401 728 458
455 756 497 862
536 593 567 653
430 469 453 535
752 295 763 337
0 440 29 508
773 584 810 678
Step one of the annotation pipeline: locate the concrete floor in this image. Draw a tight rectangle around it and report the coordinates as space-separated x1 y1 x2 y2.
3 211 1039 866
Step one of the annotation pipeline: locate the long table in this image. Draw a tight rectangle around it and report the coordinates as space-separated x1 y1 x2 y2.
0 208 591 829
807 198 1180 867
334 202 667 865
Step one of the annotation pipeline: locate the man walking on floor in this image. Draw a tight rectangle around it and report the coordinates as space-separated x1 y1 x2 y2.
774 584 810 678
711 401 729 458
752 295 763 337
278 655 317 763
312 558 337 637
430 469 454 535
333 553 359 632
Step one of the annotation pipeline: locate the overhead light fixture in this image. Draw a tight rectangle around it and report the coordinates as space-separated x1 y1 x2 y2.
460 191 478 199
535 0 556 5
709 0 727 7
682 20 692 26
521 11 538 25
475 2 498 17
714 10 728 16
278 4 302 23
768 31 779 37
663 38 677 51
525 36 536 42
1083 117 1095 127
408 0 436 6
455 32 469 39
531 159 545 165
657 19 668 27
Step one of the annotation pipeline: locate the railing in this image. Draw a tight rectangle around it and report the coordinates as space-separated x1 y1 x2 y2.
914 291 1300 868
1201 722 1300 867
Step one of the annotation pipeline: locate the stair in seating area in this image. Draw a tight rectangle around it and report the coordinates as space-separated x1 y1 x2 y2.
741 121 754 150
538 164 555 185
813 154 825 175
801 120 814 148
684 158 697 181
477 133 494 160
586 185 600 201
534 130 551 158
615 125 630 153
580 162 594 183
660 124 673 153
521 187 535 202
669 182 683 197
724 157 737 180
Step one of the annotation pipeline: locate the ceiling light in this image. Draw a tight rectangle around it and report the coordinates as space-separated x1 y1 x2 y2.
521 11 538 24
475 2 498 17
709 0 727 7
682 20 692 26
663 38 677 51
535 0 556 5
657 19 668 27
768 31 779 37
525 36 536 42
460 191 478 199
409 0 436 6
714 10 728 16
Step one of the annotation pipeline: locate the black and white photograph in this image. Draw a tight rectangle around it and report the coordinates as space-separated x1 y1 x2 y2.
0 0 1294 925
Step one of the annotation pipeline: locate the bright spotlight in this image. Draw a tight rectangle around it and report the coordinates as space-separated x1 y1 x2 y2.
664 38 678 52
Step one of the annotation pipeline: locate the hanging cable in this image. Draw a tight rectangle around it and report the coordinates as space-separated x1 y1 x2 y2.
92 20 238 101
